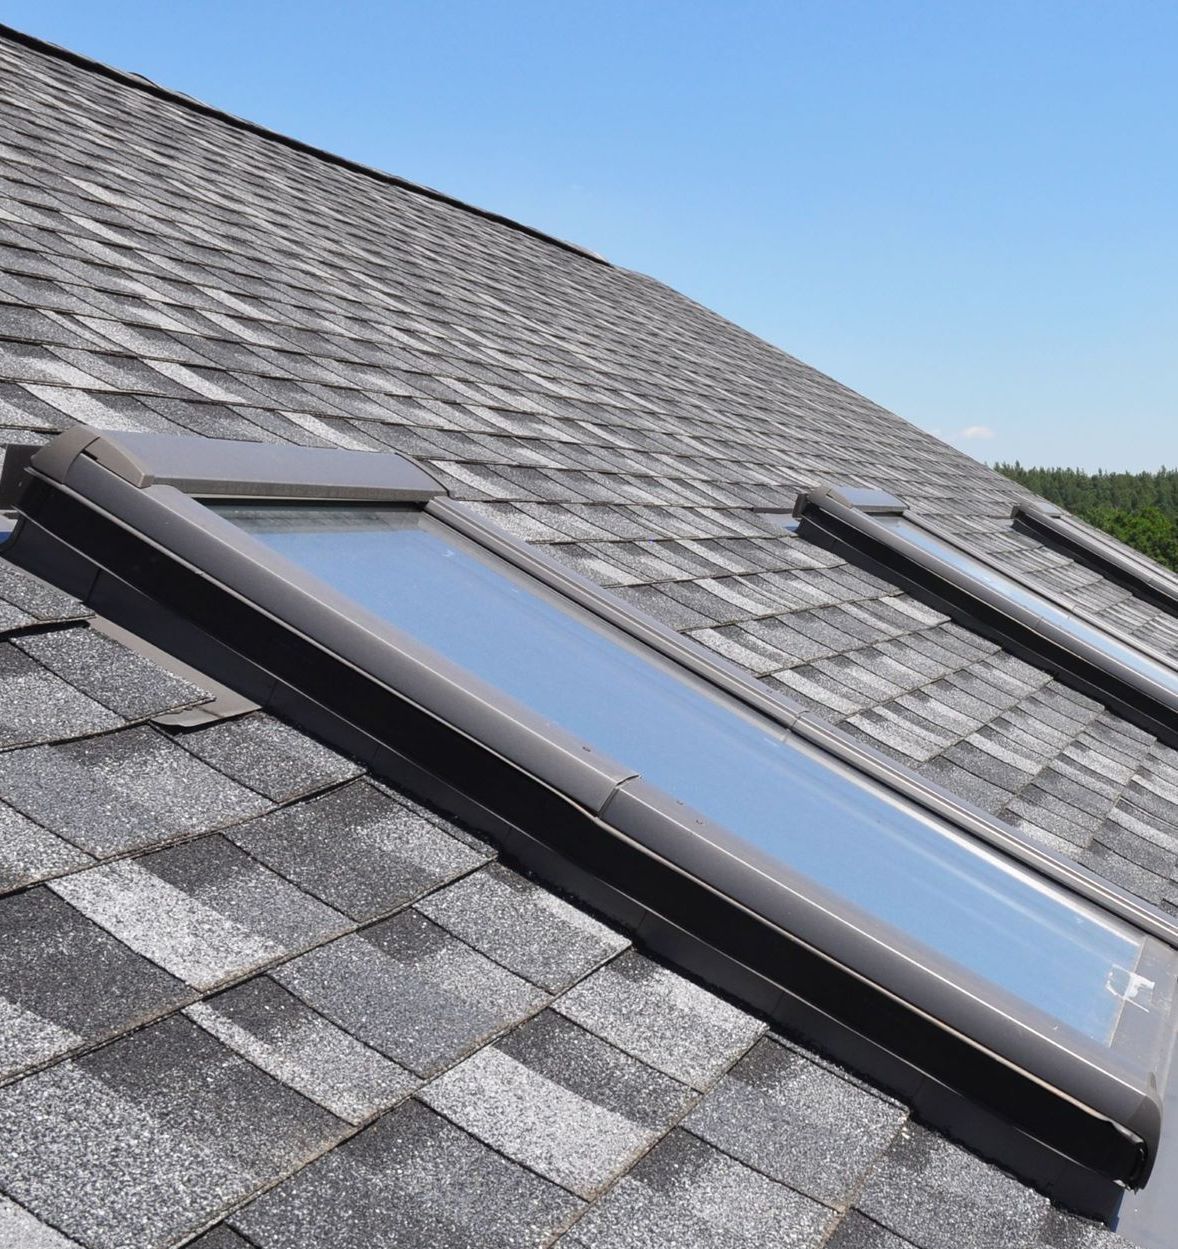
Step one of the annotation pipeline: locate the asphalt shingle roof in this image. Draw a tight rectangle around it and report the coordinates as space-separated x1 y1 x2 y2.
0 23 1161 1248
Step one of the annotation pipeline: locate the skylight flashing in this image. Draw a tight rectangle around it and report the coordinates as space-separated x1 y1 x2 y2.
807 484 909 515
7 430 1178 1208
876 511 1178 683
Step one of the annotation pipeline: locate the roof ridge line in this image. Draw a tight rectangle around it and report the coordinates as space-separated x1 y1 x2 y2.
0 22 610 268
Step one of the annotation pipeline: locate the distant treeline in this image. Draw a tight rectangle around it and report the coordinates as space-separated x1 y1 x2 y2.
994 464 1178 573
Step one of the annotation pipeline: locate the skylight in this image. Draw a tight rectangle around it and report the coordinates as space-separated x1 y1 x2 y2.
793 485 1178 752
882 514 1178 693
1014 500 1178 615
219 503 1141 1044
8 431 1178 1206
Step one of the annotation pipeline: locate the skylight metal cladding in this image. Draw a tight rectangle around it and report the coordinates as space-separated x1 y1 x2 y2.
6 430 1178 1207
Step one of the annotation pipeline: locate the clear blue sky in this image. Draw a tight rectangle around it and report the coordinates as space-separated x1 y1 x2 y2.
6 2 1176 471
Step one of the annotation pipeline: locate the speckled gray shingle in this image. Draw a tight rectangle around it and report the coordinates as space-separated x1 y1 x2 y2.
228 780 486 921
825 1213 918 1249
561 1130 835 1249
0 643 121 747
421 1010 693 1197
0 561 87 625
0 886 189 1078
685 1037 904 1206
1033 1207 1135 1248
0 1018 343 1249
416 863 628 991
274 911 547 1076
855 1124 1049 1249
50 836 349 989
0 799 92 892
186 976 416 1123
173 713 361 801
0 725 272 857
13 626 207 721
554 952 764 1089
186 1228 256 1249
0 1195 82 1248
83 1013 345 1165
232 1099 583 1249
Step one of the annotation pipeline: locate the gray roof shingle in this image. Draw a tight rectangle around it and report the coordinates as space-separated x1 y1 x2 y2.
184 976 417 1124
553 952 766 1090
272 913 547 1076
226 780 488 922
560 1129 836 1248
0 725 272 857
0 1018 344 1249
420 1009 694 1198
415 862 629 992
231 1099 583 1249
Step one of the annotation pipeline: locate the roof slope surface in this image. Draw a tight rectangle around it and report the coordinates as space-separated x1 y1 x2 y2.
0 25 1161 1248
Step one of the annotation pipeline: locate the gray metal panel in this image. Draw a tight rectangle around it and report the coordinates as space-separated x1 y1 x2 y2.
26 426 104 485
31 427 445 500
795 484 908 516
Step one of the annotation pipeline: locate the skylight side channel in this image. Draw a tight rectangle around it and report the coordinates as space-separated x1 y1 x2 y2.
6 431 1178 1209
792 485 1178 753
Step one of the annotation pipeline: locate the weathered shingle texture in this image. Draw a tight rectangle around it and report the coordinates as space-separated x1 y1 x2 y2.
0 26 1155 1248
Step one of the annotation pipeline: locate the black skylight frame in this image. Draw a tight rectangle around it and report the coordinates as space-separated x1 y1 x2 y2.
1014 500 1178 618
6 430 1178 1213
792 485 1178 753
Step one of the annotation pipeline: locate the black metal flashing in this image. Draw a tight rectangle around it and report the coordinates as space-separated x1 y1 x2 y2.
0 23 609 267
6 431 1178 1206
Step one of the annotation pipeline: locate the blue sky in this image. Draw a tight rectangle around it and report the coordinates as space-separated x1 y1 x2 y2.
6 2 1176 471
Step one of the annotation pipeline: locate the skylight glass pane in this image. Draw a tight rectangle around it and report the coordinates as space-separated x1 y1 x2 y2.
217 504 1145 1045
883 517 1178 694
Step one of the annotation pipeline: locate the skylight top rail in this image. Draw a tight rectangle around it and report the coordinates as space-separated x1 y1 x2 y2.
793 484 1178 754
7 431 1177 1206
